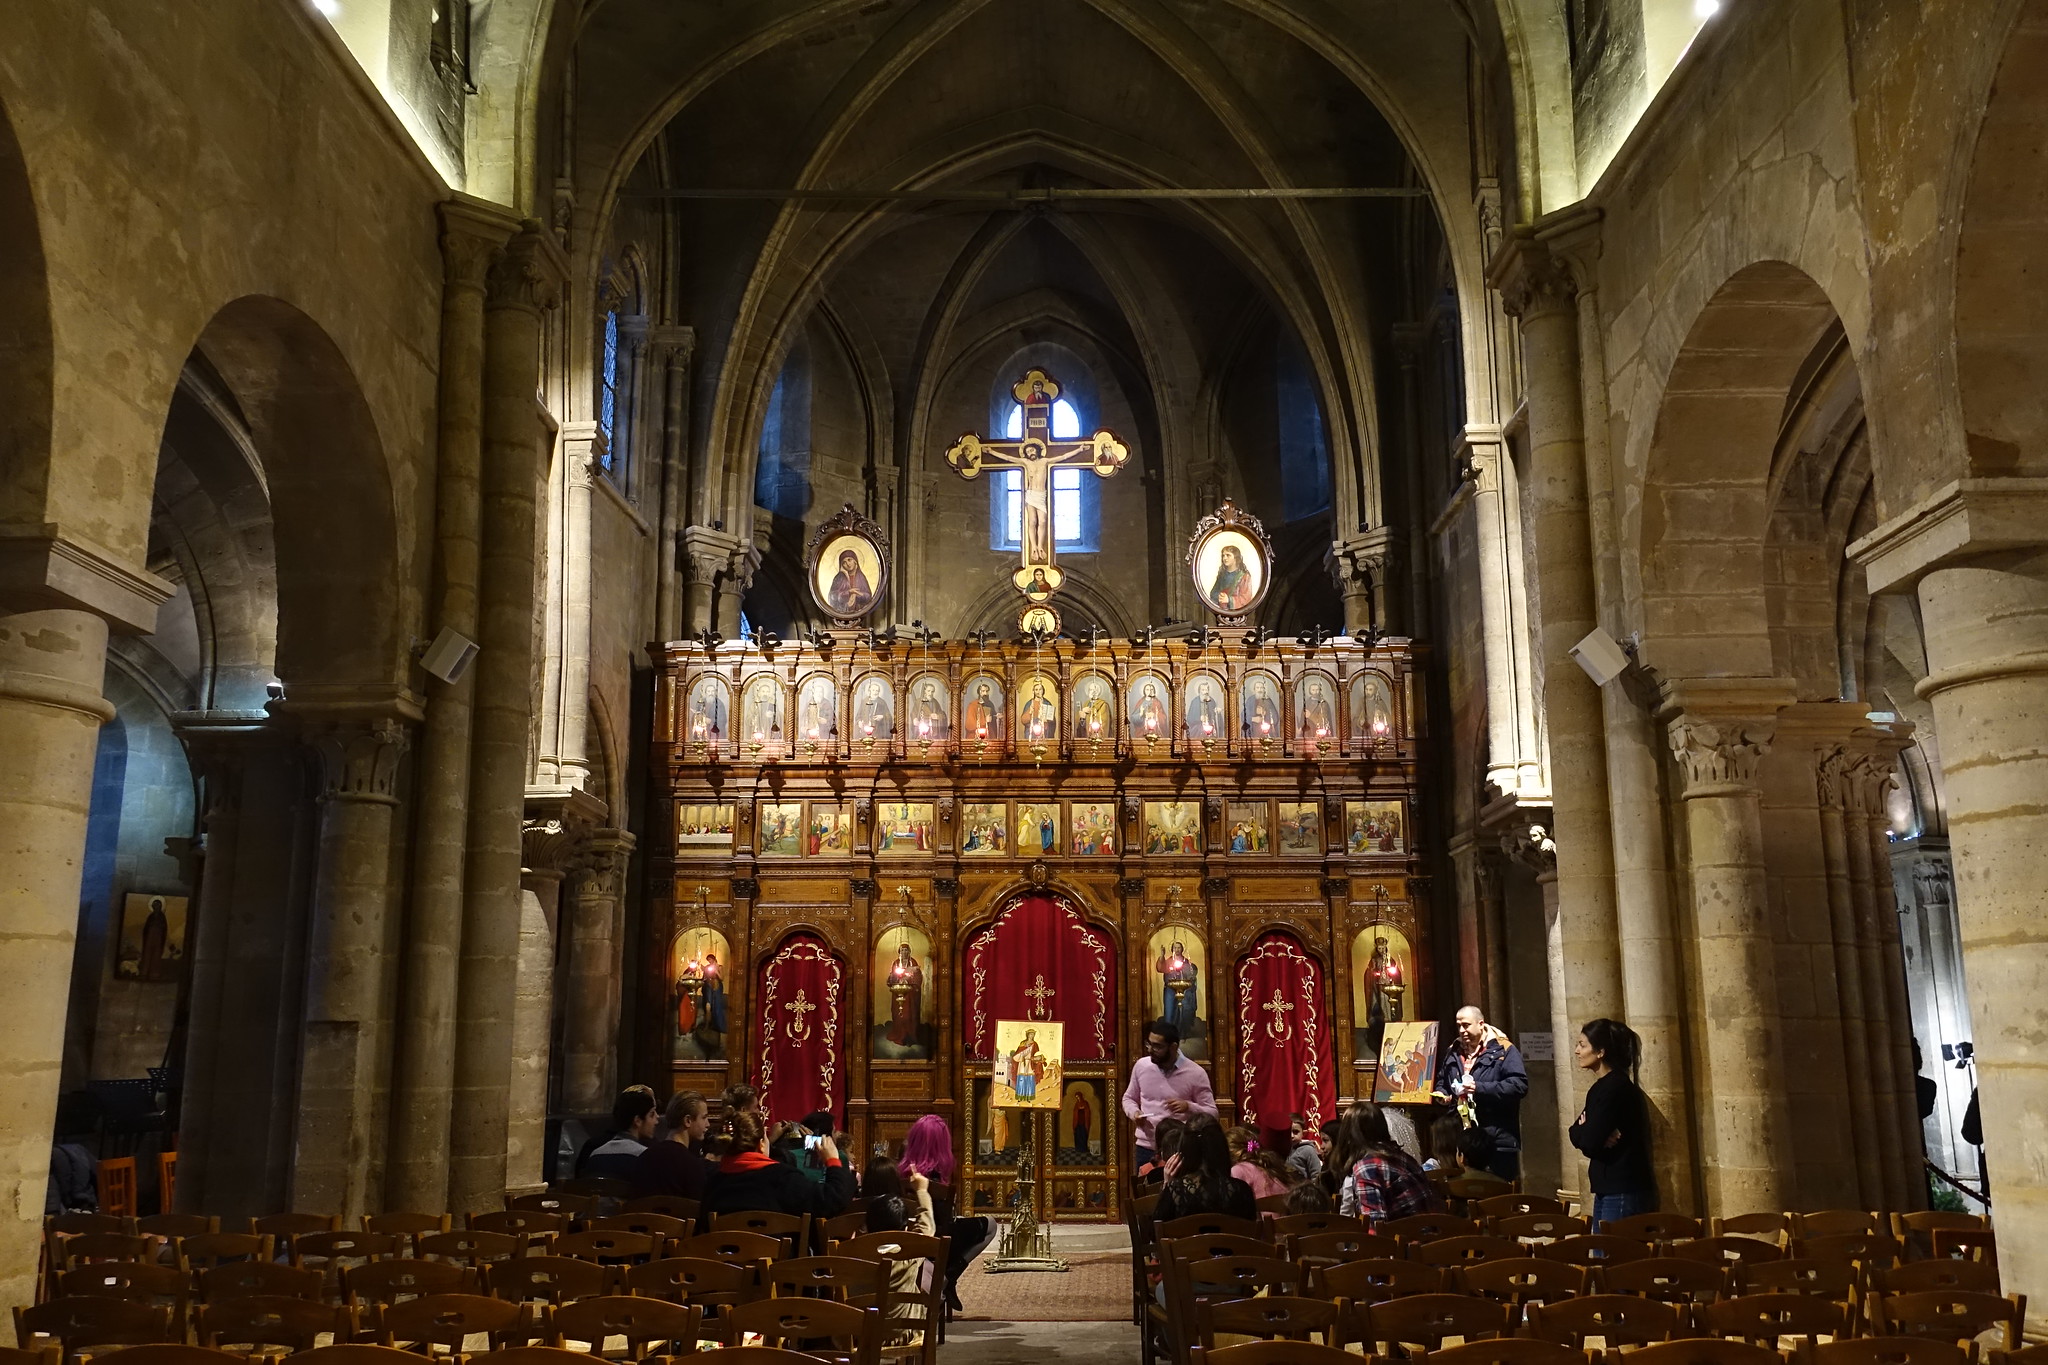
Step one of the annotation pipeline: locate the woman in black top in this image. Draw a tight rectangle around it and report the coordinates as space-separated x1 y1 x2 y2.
1569 1017 1656 1228
1153 1114 1258 1224
698 1111 854 1228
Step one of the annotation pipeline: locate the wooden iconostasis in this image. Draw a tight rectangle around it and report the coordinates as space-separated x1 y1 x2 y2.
647 634 1432 1222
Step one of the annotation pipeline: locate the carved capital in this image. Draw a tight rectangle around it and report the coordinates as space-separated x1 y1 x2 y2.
732 877 760 900
308 720 410 804
1326 531 1392 594
1499 818 1556 875
1320 876 1349 898
522 818 586 874
1116 877 1147 898
937 796 956 823
1488 234 1577 322
1203 794 1222 823
854 797 873 824
850 878 879 900
932 877 960 899
574 829 635 902
486 223 564 314
1202 875 1230 899
1667 716 1776 795
1816 746 1851 811
1123 794 1143 824
1845 751 1899 819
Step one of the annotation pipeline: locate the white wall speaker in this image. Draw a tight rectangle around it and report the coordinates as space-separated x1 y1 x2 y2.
420 627 479 685
1570 627 1632 687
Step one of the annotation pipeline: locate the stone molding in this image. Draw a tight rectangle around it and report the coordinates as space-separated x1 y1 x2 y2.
682 525 746 588
1486 232 1577 321
1667 717 1777 795
1326 529 1394 596
521 786 608 873
308 719 411 805
486 222 566 315
1849 478 2048 595
645 324 696 367
559 420 610 484
438 198 516 292
573 829 636 901
0 523 176 635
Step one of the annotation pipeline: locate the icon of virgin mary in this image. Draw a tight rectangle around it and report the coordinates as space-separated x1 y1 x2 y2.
826 546 874 615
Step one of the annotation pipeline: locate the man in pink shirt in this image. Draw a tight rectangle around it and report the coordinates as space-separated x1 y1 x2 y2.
1121 1019 1218 1173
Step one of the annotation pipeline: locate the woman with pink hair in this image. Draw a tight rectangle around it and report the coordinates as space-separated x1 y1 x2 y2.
898 1114 995 1314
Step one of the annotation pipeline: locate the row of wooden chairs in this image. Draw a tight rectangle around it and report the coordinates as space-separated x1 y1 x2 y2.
1188 1335 2045 1365
1 1329 864 1365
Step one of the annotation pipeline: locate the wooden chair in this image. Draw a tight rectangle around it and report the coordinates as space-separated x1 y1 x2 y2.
620 1195 698 1221
1288 1230 1401 1277
503 1193 596 1221
1614 1340 1786 1365
1600 1256 1728 1306
98 1158 138 1219
370 1293 526 1356
1497 1213 1590 1243
13 1298 172 1361
253 1214 343 1263
1606 1213 1704 1246
1675 1237 1785 1269
44 1215 133 1239
1696 1292 1851 1348
1873 1261 2000 1295
1891 1215 1990 1264
1420 1340 1594 1365
54 1263 194 1340
1525 1293 1681 1349
155 1154 178 1216
1319 1258 1444 1305
1358 1293 1511 1355
1254 1194 1292 1216
53 1233 159 1273
0 1347 59 1365
1272 1213 1368 1240
198 1261 323 1303
1740 1259 1859 1301
360 1213 451 1254
1191 1344 1359 1365
586 1212 690 1242
1444 1174 1519 1208
197 1295 353 1354
1990 1349 2048 1365
618 1258 750 1346
77 1348 240 1365
482 1256 610 1307
179 1233 275 1273
1455 1257 1587 1308
671 1229 782 1273
136 1215 217 1242
461 1350 595 1365
1797 1212 1885 1240
702 1350 869 1365
1539 1235 1654 1268
710 1210 810 1260
726 1297 880 1365
1157 1213 1264 1242
1160 1250 1303 1365
1196 1296 1344 1353
829 1231 946 1365
1383 1214 1482 1245
1802 1339 1972 1365
343 1258 474 1317
1714 1214 1791 1246
291 1231 401 1289
1799 1234 1903 1270
279 1345 436 1365
546 1295 701 1358
1475 1194 1568 1221
547 1229 662 1268
1870 1290 2025 1351
1931 1230 1995 1266
466 1211 567 1250
550 1177 630 1202
1413 1235 1524 1268
416 1230 522 1271
817 1211 870 1249
764 1255 884 1302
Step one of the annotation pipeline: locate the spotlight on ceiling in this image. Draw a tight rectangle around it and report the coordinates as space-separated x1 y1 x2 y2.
1694 0 1721 17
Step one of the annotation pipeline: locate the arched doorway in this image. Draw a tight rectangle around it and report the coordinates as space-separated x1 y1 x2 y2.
958 889 1120 1222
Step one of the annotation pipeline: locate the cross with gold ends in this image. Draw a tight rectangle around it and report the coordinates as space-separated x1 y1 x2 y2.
944 368 1129 604
784 989 817 1040
1262 991 1295 1039
1025 973 1056 1018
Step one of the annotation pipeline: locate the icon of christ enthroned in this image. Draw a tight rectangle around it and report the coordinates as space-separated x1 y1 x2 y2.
945 369 1129 603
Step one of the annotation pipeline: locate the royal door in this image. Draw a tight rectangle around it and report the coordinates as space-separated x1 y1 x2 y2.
958 890 1120 1222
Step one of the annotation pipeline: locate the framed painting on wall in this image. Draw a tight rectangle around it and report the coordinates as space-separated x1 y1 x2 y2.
872 924 935 1059
960 803 1009 855
1070 801 1119 856
759 803 803 856
1344 800 1406 855
1016 802 1060 856
676 803 735 852
116 894 188 982
1276 802 1322 855
876 802 935 855
1146 925 1208 1061
1145 801 1202 855
1224 802 1269 854
992 1019 1063 1110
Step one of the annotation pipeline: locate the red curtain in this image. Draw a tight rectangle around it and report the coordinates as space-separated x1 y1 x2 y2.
1235 930 1334 1141
755 933 846 1124
962 893 1118 1060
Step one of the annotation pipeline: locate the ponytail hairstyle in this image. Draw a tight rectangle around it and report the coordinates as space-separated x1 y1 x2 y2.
730 1109 768 1154
1580 1018 1642 1083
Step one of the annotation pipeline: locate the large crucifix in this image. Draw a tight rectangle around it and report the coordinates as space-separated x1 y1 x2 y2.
945 368 1129 607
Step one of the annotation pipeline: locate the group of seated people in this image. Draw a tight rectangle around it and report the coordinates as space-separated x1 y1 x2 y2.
574 1082 997 1314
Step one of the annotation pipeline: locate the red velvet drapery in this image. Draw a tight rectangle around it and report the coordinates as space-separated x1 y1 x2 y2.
962 892 1117 1060
1236 930 1334 1141
755 933 846 1123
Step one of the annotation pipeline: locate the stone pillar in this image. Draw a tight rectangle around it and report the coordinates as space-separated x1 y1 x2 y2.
450 222 562 1212
507 824 569 1194
1492 236 1624 1135
1475 855 1512 1028
1866 729 1927 1209
1663 685 1795 1214
648 328 695 646
1816 745 1886 1206
1466 429 1544 795
536 421 602 793
1848 733 1925 1210
292 716 412 1216
716 543 760 640
1447 833 1486 1010
1500 815 1570 1199
560 830 635 1112
0 606 116 1304
680 526 741 638
389 201 512 1212
1326 534 1390 635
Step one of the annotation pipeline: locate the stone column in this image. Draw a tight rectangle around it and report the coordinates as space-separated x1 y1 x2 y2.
1447 833 1486 1010
1663 685 1795 1214
1326 534 1390 634
680 526 741 638
450 222 562 1212
1867 729 1927 1209
292 715 412 1217
1492 235 1624 1134
1849 732 1925 1210
536 421 602 794
388 200 512 1212
716 543 760 640
648 328 695 646
560 830 635 1112
1466 429 1544 795
1475 855 1512 1028
507 821 570 1193
1816 745 1885 1206
1500 816 1570 1199
0 606 116 1304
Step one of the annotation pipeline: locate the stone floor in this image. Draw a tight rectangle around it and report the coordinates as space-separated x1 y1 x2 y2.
941 1319 1145 1363
945 1221 1142 1358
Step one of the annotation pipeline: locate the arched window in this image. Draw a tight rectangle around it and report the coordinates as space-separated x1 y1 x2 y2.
1002 398 1082 439
756 340 813 521
986 374 1098 553
598 309 621 459
1275 335 1330 522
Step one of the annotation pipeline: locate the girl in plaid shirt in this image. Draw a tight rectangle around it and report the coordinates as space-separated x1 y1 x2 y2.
1328 1102 1444 1224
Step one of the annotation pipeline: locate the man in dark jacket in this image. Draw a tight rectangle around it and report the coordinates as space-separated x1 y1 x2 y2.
1435 1005 1529 1181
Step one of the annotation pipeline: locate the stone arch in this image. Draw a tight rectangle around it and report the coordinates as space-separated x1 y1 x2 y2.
1952 0 2048 478
188 297 404 694
1636 261 1850 680
0 94 52 531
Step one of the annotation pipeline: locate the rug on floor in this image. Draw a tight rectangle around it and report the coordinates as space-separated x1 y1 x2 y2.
956 1250 1131 1322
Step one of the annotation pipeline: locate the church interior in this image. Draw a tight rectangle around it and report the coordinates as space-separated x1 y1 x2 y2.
3 0 2044 1352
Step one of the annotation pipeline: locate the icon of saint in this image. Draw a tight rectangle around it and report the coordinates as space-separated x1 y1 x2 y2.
1209 543 1253 611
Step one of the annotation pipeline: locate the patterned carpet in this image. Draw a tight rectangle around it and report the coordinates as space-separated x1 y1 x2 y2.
956 1250 1132 1322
